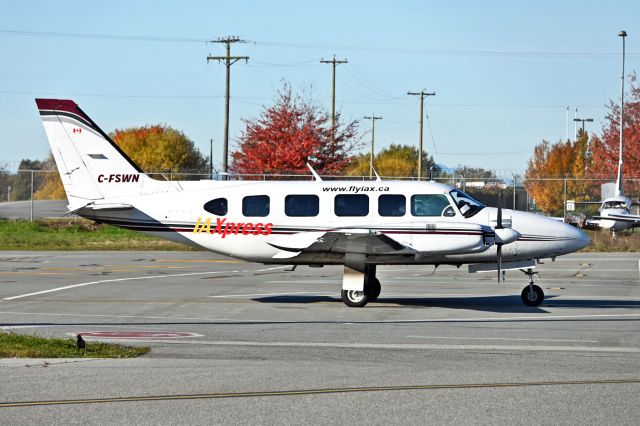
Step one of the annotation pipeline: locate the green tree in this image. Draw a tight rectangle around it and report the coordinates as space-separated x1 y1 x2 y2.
346 144 441 178
112 125 207 175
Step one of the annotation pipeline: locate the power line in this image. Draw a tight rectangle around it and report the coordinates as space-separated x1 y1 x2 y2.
2 29 640 58
0 29 205 43
207 36 249 176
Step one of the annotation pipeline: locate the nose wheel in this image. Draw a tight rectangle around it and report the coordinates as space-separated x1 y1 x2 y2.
520 268 544 306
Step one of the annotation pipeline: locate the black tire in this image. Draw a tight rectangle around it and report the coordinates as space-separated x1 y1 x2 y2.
521 284 544 307
365 277 381 301
341 289 369 308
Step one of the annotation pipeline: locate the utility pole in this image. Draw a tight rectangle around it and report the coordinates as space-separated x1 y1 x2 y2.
407 90 435 179
320 55 348 142
363 114 382 178
207 36 249 178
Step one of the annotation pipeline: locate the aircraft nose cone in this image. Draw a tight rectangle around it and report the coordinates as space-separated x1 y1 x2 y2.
567 224 590 252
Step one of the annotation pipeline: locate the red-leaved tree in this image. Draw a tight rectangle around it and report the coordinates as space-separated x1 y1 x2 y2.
589 73 640 180
230 83 361 176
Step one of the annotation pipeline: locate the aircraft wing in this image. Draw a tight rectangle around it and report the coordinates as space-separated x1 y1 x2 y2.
266 222 492 259
267 230 413 259
593 213 640 224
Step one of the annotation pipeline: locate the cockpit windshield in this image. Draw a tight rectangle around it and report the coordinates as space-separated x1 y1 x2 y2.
602 200 628 210
449 189 485 218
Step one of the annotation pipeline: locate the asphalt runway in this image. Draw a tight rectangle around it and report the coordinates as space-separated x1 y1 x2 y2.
0 251 639 424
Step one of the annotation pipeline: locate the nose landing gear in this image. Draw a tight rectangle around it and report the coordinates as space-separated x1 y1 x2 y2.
520 268 544 306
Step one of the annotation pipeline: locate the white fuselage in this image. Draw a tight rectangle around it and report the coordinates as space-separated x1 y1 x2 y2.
78 180 589 266
599 195 633 231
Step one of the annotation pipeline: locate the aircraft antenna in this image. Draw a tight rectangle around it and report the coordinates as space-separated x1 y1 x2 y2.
307 163 323 181
370 162 382 181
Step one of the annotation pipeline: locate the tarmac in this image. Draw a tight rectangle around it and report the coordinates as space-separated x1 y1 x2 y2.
0 250 639 424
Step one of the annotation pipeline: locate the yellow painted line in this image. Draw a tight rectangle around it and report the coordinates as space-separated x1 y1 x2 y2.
104 265 190 269
0 272 69 276
155 259 245 264
0 378 638 408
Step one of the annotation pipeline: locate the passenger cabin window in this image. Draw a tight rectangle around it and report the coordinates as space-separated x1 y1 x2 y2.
203 198 227 216
285 195 319 217
411 194 452 217
335 194 369 217
378 194 406 217
242 195 270 217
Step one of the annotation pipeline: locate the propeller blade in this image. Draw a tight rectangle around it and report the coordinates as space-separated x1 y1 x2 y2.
497 244 502 283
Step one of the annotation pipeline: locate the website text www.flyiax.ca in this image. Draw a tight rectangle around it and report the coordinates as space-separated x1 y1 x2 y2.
322 185 390 193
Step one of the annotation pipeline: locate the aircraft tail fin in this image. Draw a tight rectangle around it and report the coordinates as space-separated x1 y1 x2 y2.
35 99 162 210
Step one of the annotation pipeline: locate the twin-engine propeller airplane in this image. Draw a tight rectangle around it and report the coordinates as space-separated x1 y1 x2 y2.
36 99 589 307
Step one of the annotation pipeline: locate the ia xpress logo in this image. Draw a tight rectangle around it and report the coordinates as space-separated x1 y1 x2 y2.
97 174 140 183
193 217 273 238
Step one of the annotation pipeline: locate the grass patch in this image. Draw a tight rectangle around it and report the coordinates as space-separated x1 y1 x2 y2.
0 219 197 251
0 332 149 358
580 229 640 252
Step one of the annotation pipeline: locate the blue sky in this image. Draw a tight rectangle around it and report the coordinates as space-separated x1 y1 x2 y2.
1 0 638 176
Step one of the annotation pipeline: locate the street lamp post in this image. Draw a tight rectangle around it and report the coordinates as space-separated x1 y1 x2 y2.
617 30 627 197
573 118 594 135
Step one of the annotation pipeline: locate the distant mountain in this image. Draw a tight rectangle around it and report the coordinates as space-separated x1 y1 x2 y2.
436 163 454 174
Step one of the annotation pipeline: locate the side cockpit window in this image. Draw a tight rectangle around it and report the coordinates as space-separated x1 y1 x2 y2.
411 194 452 217
203 198 227 216
449 189 485 218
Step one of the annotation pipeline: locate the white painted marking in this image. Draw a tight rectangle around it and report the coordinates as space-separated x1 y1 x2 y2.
0 311 639 324
265 280 337 284
1 266 290 301
83 339 640 353
405 335 599 343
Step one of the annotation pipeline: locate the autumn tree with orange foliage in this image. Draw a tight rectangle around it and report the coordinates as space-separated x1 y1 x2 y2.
525 133 591 214
230 83 361 176
35 125 207 199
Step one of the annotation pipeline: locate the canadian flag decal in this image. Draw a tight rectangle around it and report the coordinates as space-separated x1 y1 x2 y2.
72 128 82 134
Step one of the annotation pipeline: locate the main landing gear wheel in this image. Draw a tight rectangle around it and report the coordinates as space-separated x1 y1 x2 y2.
341 289 369 308
341 277 381 307
521 284 544 306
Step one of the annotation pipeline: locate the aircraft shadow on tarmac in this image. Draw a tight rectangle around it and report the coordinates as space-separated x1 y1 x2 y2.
251 294 640 314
